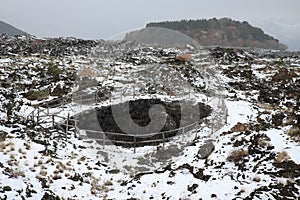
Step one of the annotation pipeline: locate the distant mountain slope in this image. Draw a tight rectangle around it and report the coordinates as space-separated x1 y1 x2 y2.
0 20 29 36
144 18 287 50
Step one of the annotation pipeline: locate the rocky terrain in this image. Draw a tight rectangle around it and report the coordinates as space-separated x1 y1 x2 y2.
0 34 299 199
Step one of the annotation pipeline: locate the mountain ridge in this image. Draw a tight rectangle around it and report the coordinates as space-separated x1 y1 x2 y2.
0 20 29 36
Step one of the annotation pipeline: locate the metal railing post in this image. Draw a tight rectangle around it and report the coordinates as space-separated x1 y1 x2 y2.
65 113 69 140
134 136 136 153
52 115 55 127
37 106 40 124
74 119 77 138
103 132 105 149
31 111 35 125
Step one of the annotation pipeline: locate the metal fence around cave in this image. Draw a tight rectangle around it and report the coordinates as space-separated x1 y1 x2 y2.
26 90 227 153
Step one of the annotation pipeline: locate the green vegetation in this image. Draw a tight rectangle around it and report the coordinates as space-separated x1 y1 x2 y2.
47 62 62 79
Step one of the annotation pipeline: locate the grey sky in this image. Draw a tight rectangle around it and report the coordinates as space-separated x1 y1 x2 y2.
1 0 300 50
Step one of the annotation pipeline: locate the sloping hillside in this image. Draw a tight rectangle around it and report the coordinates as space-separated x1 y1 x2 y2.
0 20 29 36
145 18 287 50
0 35 299 199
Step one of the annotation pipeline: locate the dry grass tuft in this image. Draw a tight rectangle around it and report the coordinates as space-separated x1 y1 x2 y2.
9 153 15 159
129 171 135 178
287 126 300 137
176 53 192 62
7 167 25 178
90 177 102 195
77 66 98 77
227 148 248 164
40 170 47 176
52 174 62 180
230 122 247 132
103 179 113 186
0 142 6 151
24 142 31 150
275 151 290 163
9 145 15 152
56 161 67 170
18 148 25 154
253 176 261 182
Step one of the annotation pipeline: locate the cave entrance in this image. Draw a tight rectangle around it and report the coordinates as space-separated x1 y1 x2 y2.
75 98 212 147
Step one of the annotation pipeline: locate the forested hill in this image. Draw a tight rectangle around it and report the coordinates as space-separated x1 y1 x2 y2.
146 18 287 50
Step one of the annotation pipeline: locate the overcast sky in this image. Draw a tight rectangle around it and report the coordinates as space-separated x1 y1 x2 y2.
1 0 300 50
